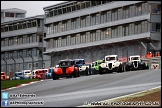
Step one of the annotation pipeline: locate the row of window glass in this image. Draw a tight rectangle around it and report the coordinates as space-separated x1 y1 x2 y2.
46 2 150 35
1 20 37 32
45 1 112 18
1 48 42 60
4 12 25 18
46 20 150 49
1 34 43 47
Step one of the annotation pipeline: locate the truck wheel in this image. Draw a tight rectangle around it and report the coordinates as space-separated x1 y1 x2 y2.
73 68 78 78
85 68 88 76
77 68 80 77
118 64 123 73
52 69 56 80
99 66 103 75
89 65 92 75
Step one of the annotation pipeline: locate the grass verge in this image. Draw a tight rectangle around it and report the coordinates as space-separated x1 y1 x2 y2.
1 78 40 90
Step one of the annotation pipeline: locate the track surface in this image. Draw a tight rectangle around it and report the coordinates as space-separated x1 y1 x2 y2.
1 69 161 107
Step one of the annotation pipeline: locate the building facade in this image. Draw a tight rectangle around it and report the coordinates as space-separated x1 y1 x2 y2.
1 8 26 23
1 14 47 75
43 1 161 67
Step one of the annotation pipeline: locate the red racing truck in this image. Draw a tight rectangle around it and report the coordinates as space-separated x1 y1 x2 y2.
52 59 80 80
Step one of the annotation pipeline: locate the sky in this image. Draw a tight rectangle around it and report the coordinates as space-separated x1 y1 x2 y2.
1 1 65 17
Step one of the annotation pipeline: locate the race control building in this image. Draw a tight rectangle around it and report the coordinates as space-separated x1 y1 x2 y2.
43 1 161 66
1 10 47 74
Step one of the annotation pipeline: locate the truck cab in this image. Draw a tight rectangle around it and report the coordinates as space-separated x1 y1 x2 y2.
99 55 125 74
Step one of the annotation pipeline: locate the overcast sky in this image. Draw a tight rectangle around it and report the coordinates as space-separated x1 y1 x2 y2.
1 1 65 17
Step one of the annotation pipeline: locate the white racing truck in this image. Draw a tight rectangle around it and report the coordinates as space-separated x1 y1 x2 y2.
125 55 149 71
99 55 125 74
79 64 91 76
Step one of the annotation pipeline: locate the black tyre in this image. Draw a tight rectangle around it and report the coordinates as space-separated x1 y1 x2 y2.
99 66 103 75
118 64 123 73
73 68 78 78
85 67 88 76
52 69 56 80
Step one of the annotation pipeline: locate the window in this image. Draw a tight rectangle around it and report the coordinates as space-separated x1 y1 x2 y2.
27 21 32 28
85 32 90 42
71 35 75 45
96 13 100 24
107 11 111 22
13 51 17 59
63 7 67 14
112 10 115 21
58 8 62 15
4 26 8 32
54 9 58 16
106 28 111 39
49 10 54 17
9 25 13 31
62 37 66 47
76 2 81 10
81 16 86 28
1 26 4 32
137 22 142 34
23 35 26 44
85 16 90 27
10 13 14 17
67 36 71 46
101 29 106 40
20 36 23 44
81 1 86 9
18 23 22 29
118 8 122 20
76 18 80 29
118 25 123 37
100 11 107 23
137 4 142 16
1 12 3 17
5 38 8 46
114 9 118 21
23 50 26 58
134 23 138 34
76 34 80 44
67 20 71 31
72 4 76 11
85 1 91 8
131 23 135 35
91 14 96 26
22 22 27 29
96 30 101 41
91 31 96 42
91 1 96 6
123 6 129 19
67 6 71 13
32 20 37 27
32 48 37 57
14 37 17 45
129 23 132 35
130 5 135 17
16 13 24 18
32 34 36 42
5 12 10 17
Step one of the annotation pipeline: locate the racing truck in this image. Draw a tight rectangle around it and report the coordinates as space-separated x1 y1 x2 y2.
11 71 28 80
79 63 91 76
125 55 149 71
1 72 10 80
52 59 80 80
99 55 125 74
91 60 103 75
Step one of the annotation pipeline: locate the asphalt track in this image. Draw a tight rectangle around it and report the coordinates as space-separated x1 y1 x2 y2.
1 69 161 107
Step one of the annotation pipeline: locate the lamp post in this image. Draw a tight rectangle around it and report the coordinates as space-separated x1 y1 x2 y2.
2 58 7 75
29 54 33 71
11 57 16 73
19 55 24 70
